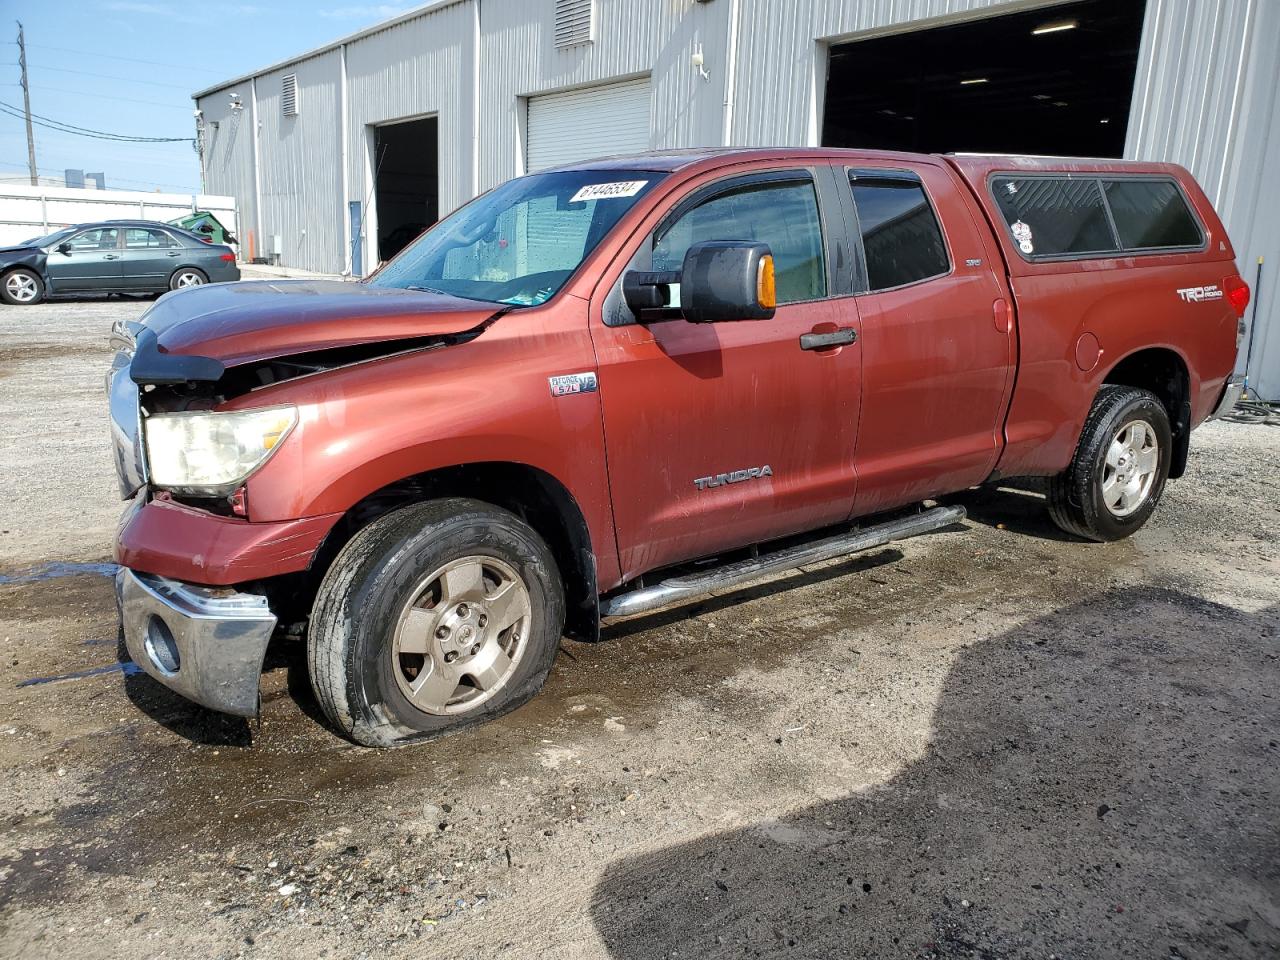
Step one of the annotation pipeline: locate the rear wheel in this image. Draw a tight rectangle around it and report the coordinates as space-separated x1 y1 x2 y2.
169 267 207 290
1048 386 1172 541
1 268 44 305
308 499 564 747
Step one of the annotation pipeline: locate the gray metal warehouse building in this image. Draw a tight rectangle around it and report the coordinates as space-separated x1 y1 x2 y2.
193 0 1280 398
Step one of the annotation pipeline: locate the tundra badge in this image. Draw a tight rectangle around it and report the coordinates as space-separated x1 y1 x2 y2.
694 465 774 491
548 372 599 397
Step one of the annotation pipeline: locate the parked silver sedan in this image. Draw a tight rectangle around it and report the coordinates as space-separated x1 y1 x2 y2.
0 220 240 305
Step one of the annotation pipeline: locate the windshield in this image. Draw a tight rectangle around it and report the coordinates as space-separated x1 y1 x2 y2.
369 169 664 306
24 226 77 249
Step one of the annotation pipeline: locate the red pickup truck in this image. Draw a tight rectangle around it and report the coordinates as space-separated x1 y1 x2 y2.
107 148 1248 746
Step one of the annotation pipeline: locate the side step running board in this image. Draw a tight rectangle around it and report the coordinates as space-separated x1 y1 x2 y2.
600 504 966 619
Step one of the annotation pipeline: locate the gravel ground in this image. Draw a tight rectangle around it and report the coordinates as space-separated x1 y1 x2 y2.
0 296 1276 960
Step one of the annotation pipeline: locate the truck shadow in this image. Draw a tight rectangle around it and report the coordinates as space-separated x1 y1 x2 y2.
946 479 1082 543
116 626 257 747
590 587 1279 958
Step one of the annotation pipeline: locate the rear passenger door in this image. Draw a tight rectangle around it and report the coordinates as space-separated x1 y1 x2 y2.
119 228 183 290
843 163 1015 516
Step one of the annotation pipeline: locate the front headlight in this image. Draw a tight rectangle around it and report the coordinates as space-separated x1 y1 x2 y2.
144 405 298 492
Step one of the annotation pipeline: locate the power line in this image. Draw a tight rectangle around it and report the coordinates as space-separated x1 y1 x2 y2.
19 100 191 139
23 42 226 76
0 100 193 142
10 83 195 110
26 63 195 91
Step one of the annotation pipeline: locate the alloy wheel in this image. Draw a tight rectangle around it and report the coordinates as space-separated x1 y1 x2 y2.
1101 419 1159 517
391 556 531 715
5 272 38 303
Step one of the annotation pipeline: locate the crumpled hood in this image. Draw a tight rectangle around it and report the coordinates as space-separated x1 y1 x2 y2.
138 279 501 367
0 245 40 259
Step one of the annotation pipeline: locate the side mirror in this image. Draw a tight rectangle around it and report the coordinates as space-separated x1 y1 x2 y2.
57 242 72 255
622 240 776 324
679 240 776 323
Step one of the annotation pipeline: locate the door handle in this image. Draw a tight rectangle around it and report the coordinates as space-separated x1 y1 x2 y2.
800 327 857 351
167 251 181 257
104 254 120 260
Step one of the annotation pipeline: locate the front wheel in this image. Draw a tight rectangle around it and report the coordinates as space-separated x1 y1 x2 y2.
308 499 565 746
1 268 44 305
169 267 207 290
1048 385 1172 541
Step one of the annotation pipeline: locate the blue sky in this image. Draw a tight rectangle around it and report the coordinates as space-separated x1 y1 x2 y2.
1 1 422 193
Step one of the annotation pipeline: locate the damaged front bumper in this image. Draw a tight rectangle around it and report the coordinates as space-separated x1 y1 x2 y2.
117 567 277 717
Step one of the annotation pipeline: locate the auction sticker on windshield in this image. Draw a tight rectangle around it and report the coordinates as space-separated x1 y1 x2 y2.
570 181 648 203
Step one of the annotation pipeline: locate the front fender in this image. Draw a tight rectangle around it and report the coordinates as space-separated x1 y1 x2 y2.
233 304 619 584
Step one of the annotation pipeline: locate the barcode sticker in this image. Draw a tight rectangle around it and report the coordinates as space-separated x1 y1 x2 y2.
569 180 648 203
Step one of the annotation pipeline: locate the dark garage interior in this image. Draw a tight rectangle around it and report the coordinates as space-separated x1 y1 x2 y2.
374 116 439 262
823 0 1148 157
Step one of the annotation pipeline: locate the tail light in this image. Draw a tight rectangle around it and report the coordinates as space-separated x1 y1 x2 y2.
220 253 236 262
1223 274 1250 317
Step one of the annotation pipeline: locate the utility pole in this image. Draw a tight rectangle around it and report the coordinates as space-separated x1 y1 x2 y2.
17 22 37 185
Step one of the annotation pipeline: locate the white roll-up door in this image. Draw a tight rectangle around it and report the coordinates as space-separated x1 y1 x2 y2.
526 77 652 172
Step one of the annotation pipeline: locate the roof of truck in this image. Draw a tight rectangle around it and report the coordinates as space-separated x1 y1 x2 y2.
546 147 1188 178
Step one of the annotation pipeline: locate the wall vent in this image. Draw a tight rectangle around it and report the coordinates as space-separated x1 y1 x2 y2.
554 0 595 48
281 74 298 117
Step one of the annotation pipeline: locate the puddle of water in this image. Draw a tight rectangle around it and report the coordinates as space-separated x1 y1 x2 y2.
0 562 118 585
17 661 142 687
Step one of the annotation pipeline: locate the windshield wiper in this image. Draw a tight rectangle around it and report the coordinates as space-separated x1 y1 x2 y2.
405 284 449 295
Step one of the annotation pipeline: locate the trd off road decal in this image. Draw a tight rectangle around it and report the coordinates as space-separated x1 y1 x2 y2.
693 465 774 491
1176 285 1223 303
548 372 599 397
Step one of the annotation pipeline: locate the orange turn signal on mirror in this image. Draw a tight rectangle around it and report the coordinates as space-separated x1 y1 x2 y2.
757 254 776 310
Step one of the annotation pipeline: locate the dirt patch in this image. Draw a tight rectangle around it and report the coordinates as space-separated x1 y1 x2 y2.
0 299 1276 959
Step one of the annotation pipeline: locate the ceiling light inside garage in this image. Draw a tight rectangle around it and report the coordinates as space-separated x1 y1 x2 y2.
960 77 989 85
1033 20 1079 35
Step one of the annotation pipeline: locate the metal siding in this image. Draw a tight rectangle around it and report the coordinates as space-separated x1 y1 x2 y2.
253 51 344 274
730 0 1044 146
478 0 728 190
1129 0 1280 399
527 77 652 170
193 0 1276 394
198 88 257 259
345 3 474 269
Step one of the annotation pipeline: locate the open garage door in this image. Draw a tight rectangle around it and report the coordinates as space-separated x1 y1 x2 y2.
373 116 439 263
823 0 1147 157
526 77 651 172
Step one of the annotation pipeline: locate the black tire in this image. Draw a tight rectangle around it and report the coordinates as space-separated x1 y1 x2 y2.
1048 386 1172 542
308 498 565 747
1 267 45 305
169 267 207 291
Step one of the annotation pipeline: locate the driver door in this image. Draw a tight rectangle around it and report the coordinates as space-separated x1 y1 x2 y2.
590 167 862 581
46 227 123 292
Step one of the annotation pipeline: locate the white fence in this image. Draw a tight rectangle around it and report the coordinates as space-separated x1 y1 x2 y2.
0 184 238 250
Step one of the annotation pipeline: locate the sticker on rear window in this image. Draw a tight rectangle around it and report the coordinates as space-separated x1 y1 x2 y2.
569 180 648 203
1011 220 1034 255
